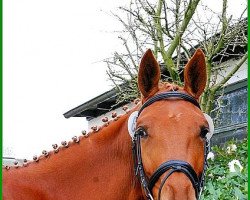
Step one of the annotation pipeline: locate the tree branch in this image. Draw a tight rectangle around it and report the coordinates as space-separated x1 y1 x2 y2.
118 36 139 73
166 0 200 57
210 0 228 58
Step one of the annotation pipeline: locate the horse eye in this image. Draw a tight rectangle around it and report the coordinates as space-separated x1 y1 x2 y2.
136 127 148 138
200 128 209 138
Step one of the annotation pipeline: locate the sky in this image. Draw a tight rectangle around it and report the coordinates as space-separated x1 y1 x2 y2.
3 0 247 160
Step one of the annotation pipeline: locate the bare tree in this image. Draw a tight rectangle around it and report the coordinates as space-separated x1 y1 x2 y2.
105 0 247 113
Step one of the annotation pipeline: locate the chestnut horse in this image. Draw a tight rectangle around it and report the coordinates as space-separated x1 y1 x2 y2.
3 49 214 200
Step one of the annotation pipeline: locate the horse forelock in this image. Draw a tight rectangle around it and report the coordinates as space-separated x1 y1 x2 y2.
158 82 181 91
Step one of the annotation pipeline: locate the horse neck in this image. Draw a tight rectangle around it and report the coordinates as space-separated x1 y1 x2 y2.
75 113 143 198
80 113 134 176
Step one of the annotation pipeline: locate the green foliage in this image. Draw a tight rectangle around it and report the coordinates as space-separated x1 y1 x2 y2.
201 138 248 200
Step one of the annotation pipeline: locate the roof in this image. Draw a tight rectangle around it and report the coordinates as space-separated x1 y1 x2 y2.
3 157 25 166
63 88 125 120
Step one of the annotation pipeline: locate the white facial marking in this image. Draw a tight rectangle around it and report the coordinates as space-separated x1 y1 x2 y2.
168 112 183 122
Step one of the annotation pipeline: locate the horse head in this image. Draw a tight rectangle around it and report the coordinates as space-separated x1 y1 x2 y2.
128 49 214 200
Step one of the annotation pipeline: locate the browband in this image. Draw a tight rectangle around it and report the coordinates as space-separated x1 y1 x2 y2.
138 91 201 116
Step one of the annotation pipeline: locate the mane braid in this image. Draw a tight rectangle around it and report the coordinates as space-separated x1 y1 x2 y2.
3 98 142 170
3 83 181 170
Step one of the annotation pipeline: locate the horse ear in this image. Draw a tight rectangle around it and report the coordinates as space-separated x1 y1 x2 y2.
138 49 160 99
184 48 207 99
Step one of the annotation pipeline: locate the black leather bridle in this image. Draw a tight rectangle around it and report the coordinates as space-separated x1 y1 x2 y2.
131 91 209 200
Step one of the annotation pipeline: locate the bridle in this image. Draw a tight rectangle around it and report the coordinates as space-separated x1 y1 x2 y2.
129 91 210 200
131 92 210 200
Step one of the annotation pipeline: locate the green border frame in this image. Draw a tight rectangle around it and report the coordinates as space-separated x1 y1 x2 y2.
248 1 250 197
247 1 249 197
1 0 2 198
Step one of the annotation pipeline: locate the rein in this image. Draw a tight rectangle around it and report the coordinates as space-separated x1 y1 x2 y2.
130 91 210 200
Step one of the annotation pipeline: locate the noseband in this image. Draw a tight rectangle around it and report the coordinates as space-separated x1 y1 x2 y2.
130 92 209 200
